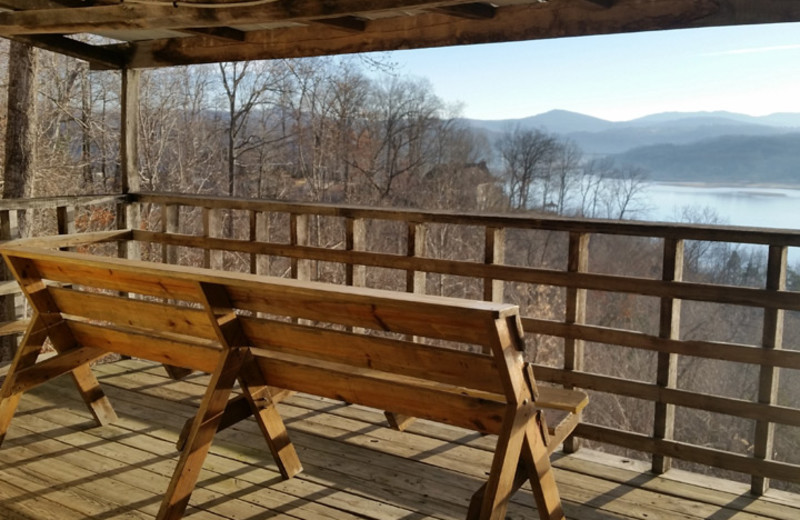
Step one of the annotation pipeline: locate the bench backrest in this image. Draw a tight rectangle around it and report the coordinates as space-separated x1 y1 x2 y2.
3 246 526 434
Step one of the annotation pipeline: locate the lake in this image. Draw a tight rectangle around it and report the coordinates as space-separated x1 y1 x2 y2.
639 183 800 265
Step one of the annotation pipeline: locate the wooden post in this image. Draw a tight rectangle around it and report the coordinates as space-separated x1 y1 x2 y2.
385 222 427 431
563 232 589 454
652 238 684 473
119 68 141 261
751 245 787 495
406 222 426 295
56 205 75 235
253 211 270 276
162 204 179 265
346 217 366 288
203 208 223 270
248 210 257 274
290 214 310 281
483 227 505 303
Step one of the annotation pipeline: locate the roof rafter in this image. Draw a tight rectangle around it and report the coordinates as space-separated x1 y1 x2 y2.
117 0 721 69
0 0 479 35
1 0 800 69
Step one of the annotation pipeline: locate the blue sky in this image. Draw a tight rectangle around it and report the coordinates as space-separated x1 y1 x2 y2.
382 22 800 122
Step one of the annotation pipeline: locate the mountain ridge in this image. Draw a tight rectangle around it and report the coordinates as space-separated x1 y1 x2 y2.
461 109 800 184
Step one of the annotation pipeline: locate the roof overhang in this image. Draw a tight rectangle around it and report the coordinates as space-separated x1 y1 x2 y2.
1 0 799 69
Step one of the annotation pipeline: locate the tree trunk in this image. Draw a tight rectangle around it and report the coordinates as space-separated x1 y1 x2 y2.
3 41 38 201
1 41 38 361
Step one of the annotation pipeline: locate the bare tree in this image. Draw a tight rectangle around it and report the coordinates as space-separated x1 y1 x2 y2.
496 127 557 210
3 42 38 201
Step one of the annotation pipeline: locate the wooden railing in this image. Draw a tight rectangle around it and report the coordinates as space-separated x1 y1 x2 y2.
2 191 799 497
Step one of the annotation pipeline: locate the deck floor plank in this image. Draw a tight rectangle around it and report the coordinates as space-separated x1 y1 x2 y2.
0 359 797 520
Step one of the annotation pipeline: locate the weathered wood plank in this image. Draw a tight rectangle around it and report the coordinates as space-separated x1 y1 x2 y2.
49 286 217 341
66 320 221 373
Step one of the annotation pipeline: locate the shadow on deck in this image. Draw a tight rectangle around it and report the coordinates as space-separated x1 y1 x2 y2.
1 359 797 520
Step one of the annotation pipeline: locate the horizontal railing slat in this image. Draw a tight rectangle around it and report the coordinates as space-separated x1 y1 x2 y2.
576 424 800 484
135 230 800 311
133 192 800 247
534 365 800 427
522 318 800 370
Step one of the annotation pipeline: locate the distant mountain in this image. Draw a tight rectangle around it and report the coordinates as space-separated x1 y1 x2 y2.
463 109 615 135
462 109 800 155
625 111 800 128
612 133 800 184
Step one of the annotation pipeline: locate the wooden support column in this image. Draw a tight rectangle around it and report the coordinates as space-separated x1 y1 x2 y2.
290 214 310 281
751 245 787 495
652 238 684 473
119 68 141 261
483 227 505 303
563 232 589 454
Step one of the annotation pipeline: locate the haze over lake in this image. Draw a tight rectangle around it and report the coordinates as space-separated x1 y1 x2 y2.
641 183 800 263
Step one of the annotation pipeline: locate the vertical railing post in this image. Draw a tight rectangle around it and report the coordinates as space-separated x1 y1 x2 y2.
56 205 75 236
249 210 257 275
204 208 224 270
346 217 366 288
385 221 427 430
406 222 426 295
291 213 310 281
483 227 505 303
252 210 270 276
652 237 684 473
202 208 211 269
751 244 787 494
163 204 179 265
563 232 589 453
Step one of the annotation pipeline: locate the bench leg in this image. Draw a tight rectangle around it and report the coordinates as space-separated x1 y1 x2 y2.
384 411 416 431
0 315 48 446
175 387 293 451
239 358 302 479
157 346 247 520
468 408 565 520
69 363 118 426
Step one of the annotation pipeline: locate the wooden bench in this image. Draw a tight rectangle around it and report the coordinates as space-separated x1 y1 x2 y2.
0 242 588 520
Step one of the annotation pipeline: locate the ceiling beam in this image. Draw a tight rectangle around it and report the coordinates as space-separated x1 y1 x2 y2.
582 0 616 8
118 0 725 69
315 17 368 33
11 33 126 69
183 27 247 43
433 3 497 20
0 0 477 35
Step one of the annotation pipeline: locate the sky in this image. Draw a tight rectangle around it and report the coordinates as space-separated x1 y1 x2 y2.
380 22 800 122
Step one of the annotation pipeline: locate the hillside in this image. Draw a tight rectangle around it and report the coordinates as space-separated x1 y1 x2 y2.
612 133 800 184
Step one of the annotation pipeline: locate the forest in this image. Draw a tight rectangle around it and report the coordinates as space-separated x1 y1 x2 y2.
1 41 799 491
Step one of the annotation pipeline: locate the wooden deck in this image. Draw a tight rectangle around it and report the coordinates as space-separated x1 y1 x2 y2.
0 359 798 520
